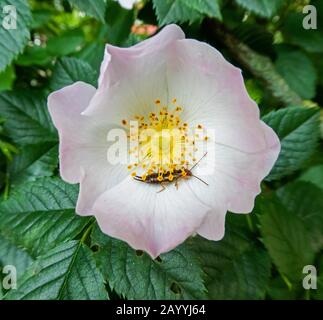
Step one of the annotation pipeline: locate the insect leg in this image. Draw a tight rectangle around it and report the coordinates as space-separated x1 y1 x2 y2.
157 182 167 193
175 178 181 190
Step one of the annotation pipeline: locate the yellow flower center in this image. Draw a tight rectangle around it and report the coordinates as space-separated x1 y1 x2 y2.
122 99 207 181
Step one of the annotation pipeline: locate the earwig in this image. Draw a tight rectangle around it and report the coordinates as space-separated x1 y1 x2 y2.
133 153 208 193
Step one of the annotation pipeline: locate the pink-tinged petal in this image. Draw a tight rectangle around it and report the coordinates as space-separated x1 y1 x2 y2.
48 82 96 133
85 62 169 123
224 121 280 213
98 49 111 88
167 39 267 153
187 121 280 214
84 26 185 127
76 164 128 216
48 82 96 183
97 24 184 91
48 82 128 216
227 121 280 213
197 209 226 241
92 177 211 258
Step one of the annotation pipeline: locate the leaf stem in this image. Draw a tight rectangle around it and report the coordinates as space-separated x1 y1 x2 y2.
281 274 293 291
3 172 10 200
246 215 254 232
80 219 95 244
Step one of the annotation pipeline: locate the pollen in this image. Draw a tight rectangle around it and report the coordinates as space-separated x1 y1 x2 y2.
124 98 207 183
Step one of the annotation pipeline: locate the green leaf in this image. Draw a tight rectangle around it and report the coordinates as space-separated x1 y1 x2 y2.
76 42 105 73
67 0 106 22
0 139 18 161
0 282 3 299
299 164 323 192
0 91 57 145
267 276 298 300
47 29 85 56
0 0 32 71
313 257 323 300
277 181 323 252
91 226 207 300
4 241 108 300
191 220 271 299
0 65 15 91
262 107 320 181
0 178 89 257
8 143 58 187
233 24 274 56
105 2 135 46
314 276 323 300
153 0 222 26
282 13 323 53
258 196 315 283
31 9 53 29
214 22 302 106
50 57 97 91
0 234 33 276
16 46 52 67
245 79 263 104
275 49 317 100
234 0 284 18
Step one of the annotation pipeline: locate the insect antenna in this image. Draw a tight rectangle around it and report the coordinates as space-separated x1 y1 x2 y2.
188 152 209 186
191 174 209 186
189 152 208 171
174 152 209 189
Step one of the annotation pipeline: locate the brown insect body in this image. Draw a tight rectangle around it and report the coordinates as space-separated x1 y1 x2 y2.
133 153 208 192
134 169 192 184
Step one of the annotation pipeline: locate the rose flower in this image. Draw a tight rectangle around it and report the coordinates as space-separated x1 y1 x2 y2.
48 25 280 258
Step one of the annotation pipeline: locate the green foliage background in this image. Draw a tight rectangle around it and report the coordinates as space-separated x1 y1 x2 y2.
0 0 322 300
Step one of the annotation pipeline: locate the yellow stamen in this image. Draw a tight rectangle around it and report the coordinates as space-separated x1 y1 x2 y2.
125 99 206 183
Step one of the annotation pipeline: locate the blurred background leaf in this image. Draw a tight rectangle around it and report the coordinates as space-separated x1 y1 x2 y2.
153 0 222 25
0 0 32 72
234 0 285 18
